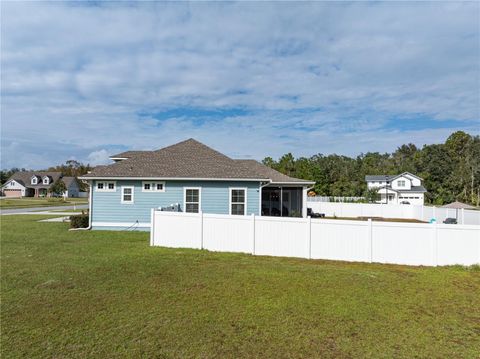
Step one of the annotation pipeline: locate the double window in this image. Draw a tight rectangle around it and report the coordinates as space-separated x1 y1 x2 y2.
397 180 406 187
230 188 246 215
121 186 134 204
184 188 201 213
96 181 116 192
142 181 165 192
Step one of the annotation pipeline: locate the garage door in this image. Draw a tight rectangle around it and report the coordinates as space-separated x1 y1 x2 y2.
4 189 22 197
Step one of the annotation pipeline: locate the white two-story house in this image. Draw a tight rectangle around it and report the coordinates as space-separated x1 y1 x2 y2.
365 172 427 205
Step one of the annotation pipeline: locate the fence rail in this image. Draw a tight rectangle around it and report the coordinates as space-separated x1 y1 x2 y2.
307 196 364 202
151 210 480 267
306 202 480 225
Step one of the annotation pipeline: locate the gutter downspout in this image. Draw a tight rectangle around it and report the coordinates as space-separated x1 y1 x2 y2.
258 181 271 216
69 180 92 231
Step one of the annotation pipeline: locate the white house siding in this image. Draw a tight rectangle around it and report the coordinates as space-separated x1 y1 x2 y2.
1 180 26 197
391 176 412 190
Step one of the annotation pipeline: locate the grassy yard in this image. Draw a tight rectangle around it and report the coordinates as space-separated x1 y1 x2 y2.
0 197 87 209
1 216 479 358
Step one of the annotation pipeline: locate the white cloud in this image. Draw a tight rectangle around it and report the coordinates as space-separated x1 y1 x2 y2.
0 1 479 168
87 149 111 166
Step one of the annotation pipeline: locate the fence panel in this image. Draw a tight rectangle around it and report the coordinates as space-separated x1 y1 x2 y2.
203 214 253 254
152 211 202 249
151 211 480 266
310 220 370 262
255 217 309 258
437 225 480 266
372 223 435 266
307 201 480 225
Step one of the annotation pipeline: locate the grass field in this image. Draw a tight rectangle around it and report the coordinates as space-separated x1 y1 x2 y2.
1 215 479 358
0 197 87 209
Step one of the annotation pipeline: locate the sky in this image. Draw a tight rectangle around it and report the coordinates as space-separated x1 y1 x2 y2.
1 1 479 169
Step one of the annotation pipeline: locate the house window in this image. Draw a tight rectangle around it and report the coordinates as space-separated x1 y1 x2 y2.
398 180 405 187
31 177 38 185
230 188 246 215
142 181 166 192
121 186 134 204
96 181 116 192
184 188 200 213
43 177 49 185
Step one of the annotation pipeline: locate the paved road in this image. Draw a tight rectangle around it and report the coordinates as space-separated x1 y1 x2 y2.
0 204 88 215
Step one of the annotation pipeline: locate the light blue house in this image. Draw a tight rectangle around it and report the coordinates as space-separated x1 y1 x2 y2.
80 139 314 230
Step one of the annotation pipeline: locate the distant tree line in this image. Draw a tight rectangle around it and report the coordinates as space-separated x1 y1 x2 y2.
263 131 480 206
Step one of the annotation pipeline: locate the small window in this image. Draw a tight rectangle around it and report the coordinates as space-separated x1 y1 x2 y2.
398 180 405 187
31 177 38 185
121 186 134 204
230 188 246 215
43 177 49 185
95 181 116 192
142 181 165 192
184 188 200 213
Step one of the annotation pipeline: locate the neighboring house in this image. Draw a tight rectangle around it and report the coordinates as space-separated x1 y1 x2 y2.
365 172 427 205
0 171 81 198
79 139 315 231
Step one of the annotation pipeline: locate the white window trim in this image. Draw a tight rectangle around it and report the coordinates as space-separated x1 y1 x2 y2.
121 186 135 204
95 181 117 192
229 187 247 215
184 187 201 213
141 181 166 192
42 176 50 185
31 176 38 185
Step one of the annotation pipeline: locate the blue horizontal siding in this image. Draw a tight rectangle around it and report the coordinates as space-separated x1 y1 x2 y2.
91 180 260 227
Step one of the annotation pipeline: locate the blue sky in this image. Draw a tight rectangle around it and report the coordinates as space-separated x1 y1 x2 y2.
1 1 479 169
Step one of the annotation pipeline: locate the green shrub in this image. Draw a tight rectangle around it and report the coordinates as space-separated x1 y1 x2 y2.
70 214 89 228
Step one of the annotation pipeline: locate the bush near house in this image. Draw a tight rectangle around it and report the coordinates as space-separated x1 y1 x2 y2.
69 214 89 228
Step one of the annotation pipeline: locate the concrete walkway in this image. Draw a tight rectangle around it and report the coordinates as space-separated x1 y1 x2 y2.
0 204 88 215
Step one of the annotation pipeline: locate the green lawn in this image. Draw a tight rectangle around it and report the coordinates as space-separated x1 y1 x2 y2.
0 197 87 209
1 215 479 358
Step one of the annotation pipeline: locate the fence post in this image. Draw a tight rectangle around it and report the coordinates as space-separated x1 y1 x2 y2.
368 218 373 263
307 216 312 259
200 211 203 250
433 206 436 221
251 213 256 255
433 222 438 266
461 208 465 225
150 208 155 246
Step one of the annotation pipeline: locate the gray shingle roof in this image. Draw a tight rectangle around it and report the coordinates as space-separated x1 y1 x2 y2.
83 139 314 184
110 151 145 159
235 159 313 184
5 171 62 188
365 175 395 181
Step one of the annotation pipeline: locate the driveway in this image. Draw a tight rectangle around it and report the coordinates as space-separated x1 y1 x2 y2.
0 204 89 215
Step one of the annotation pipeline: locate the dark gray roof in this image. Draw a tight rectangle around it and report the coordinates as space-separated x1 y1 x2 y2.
365 175 395 181
5 171 62 188
365 172 423 182
235 160 313 184
377 185 427 193
110 151 145 159
82 139 314 184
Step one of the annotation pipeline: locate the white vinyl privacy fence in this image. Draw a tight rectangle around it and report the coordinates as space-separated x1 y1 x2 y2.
306 201 480 225
150 210 480 267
